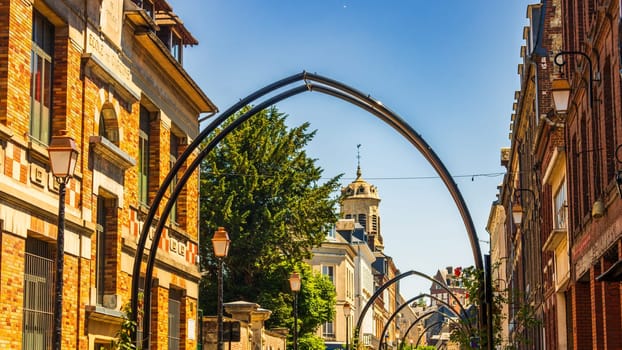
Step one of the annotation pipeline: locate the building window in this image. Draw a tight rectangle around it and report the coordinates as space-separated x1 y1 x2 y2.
22 237 54 350
170 132 179 224
132 0 155 18
322 321 334 338
94 341 112 350
322 265 334 284
326 224 336 240
357 214 366 231
96 196 118 306
371 215 378 233
554 178 567 230
157 26 183 63
171 34 182 62
30 11 54 144
346 268 354 299
99 104 119 145
168 288 183 350
138 106 151 205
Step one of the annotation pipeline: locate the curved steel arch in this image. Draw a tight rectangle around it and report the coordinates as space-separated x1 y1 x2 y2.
129 71 483 345
395 309 460 349
398 295 474 350
378 293 470 350
407 310 465 350
352 269 470 350
415 321 444 349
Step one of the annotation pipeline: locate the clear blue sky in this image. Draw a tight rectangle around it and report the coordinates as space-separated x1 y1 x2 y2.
173 1 533 296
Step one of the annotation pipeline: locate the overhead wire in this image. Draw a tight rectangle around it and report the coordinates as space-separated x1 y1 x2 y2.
199 170 506 180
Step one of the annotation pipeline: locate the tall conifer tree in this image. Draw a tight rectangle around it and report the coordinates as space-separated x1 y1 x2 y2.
199 106 340 347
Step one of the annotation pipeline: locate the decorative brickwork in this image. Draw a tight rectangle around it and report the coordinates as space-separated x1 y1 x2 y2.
0 0 213 349
571 282 592 349
590 265 604 349
600 258 622 349
0 232 25 349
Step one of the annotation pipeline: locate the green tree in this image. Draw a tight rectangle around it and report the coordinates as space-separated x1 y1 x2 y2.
199 105 341 346
449 266 540 350
260 264 336 350
111 302 138 349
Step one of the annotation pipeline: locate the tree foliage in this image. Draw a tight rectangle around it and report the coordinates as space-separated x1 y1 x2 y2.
260 264 336 350
198 105 341 345
111 302 138 350
449 265 541 350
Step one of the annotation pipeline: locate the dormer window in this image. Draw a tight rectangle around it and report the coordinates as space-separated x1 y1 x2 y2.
156 26 183 63
171 34 182 62
131 0 155 18
141 0 155 18
154 10 198 65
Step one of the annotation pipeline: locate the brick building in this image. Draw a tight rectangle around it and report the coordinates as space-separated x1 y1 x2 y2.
0 0 216 349
495 0 622 349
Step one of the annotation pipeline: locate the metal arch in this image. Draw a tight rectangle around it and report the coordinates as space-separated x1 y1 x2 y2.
352 270 470 350
378 293 470 350
379 295 427 350
399 297 472 350
137 85 311 348
418 293 470 326
411 311 467 349
130 72 306 336
415 321 444 349
129 71 484 345
304 72 482 270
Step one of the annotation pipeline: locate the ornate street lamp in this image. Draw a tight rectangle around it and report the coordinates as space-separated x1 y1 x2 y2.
552 51 595 112
47 130 79 350
212 227 231 350
551 77 571 114
289 272 301 350
511 202 523 225
343 302 351 350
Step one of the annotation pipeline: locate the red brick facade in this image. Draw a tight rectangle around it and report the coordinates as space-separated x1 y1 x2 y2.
499 0 622 349
0 0 215 349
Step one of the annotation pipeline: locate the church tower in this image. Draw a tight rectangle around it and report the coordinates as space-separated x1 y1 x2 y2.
339 147 383 252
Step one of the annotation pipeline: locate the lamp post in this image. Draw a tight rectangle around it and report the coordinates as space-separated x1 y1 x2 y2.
289 272 301 350
47 130 79 350
343 302 351 350
212 227 231 350
552 51 595 112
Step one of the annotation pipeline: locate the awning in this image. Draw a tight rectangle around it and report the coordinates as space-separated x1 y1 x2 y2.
596 260 622 282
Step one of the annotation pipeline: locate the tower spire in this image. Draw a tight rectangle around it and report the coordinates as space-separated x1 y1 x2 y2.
356 144 362 179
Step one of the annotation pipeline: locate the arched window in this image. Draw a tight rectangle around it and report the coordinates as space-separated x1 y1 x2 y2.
99 103 119 145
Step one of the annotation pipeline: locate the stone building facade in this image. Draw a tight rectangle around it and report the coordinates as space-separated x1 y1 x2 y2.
312 166 405 350
0 0 216 349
